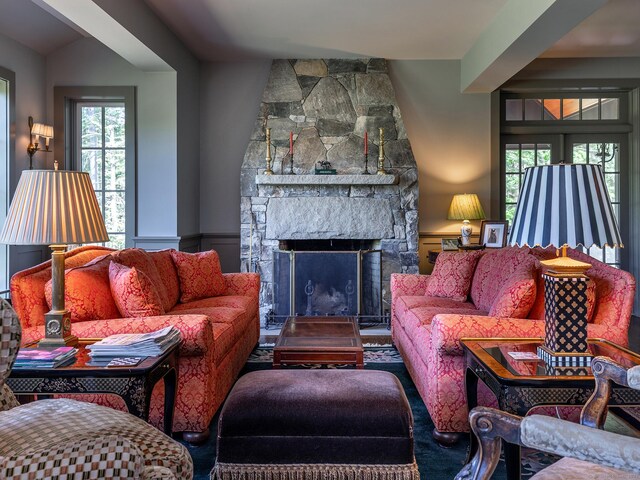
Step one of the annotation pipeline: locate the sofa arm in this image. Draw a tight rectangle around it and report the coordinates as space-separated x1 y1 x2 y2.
70 314 214 357
390 273 431 297
223 272 260 297
430 314 545 356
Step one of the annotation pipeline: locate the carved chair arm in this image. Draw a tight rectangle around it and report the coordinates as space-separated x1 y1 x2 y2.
457 356 640 480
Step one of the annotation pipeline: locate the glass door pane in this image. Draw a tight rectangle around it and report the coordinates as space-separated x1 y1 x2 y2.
567 134 625 267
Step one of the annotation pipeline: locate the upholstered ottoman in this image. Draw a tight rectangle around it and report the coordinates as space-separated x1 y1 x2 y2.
212 369 419 480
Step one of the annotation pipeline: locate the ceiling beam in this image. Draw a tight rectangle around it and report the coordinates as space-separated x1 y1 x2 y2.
33 0 172 72
460 0 607 93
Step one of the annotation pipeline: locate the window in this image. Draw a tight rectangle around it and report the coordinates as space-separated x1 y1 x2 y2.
76 103 126 249
56 86 136 251
500 91 630 268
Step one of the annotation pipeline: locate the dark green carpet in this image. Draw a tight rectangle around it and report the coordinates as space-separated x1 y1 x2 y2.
181 359 509 480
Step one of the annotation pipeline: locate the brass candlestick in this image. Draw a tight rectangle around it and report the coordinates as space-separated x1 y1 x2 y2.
377 127 387 175
264 127 274 175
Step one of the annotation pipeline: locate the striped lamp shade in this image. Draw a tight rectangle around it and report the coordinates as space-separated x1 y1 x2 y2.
447 193 486 221
0 169 109 245
509 164 622 249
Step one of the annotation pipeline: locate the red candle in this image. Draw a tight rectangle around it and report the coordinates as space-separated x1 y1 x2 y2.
364 131 368 155
290 132 293 154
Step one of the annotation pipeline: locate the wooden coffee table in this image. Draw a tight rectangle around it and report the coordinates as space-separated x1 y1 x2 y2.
273 316 364 368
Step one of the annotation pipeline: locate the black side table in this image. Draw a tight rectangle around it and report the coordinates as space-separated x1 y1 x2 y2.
461 338 640 480
7 339 179 435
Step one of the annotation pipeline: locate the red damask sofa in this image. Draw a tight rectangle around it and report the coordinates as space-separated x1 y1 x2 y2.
391 246 635 445
10 246 260 443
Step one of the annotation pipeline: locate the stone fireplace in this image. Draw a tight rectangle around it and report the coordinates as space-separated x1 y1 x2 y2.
240 59 419 325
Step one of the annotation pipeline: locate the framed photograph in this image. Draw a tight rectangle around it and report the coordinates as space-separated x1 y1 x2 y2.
441 237 459 251
479 220 508 248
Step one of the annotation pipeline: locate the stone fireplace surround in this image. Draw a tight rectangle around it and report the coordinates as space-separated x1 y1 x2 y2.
240 59 419 324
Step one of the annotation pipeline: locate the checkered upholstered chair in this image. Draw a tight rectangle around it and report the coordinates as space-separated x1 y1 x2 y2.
0 299 193 479
456 356 640 480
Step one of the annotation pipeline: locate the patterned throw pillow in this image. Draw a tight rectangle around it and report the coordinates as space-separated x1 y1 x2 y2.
170 250 227 303
44 255 121 323
424 251 484 302
489 263 537 318
108 262 165 318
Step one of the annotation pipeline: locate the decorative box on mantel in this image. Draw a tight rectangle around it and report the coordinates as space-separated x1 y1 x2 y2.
240 58 419 325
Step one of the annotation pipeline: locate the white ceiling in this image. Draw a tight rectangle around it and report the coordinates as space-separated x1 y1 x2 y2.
2 0 640 62
144 0 509 61
542 0 640 58
0 0 82 55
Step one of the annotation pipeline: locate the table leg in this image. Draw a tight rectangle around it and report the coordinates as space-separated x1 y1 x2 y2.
273 350 281 369
163 367 177 436
504 442 521 480
464 367 479 464
356 351 364 369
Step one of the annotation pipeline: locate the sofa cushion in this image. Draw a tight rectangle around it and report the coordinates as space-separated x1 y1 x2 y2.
170 296 257 323
489 263 537 318
109 262 165 318
44 255 120 323
402 305 487 343
148 249 180 311
171 250 226 303
424 251 483 302
395 295 478 319
111 248 170 311
470 247 534 312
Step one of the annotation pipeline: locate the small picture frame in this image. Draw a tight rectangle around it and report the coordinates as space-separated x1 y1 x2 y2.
441 237 459 251
480 220 508 248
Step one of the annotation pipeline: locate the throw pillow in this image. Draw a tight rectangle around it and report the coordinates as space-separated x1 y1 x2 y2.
44 255 121 323
424 251 483 302
489 263 537 318
108 261 165 318
170 249 227 303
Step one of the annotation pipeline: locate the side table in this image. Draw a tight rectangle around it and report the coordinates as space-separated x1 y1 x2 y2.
7 339 179 435
462 337 640 480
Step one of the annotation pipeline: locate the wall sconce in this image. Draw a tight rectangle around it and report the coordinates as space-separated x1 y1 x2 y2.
27 116 53 169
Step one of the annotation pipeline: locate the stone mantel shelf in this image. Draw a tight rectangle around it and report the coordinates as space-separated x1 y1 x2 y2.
255 174 398 186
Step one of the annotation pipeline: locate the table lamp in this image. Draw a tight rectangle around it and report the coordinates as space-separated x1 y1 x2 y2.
447 194 486 245
508 164 622 366
0 165 109 347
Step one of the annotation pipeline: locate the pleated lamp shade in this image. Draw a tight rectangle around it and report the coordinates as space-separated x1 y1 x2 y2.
0 169 109 245
508 164 622 249
31 123 53 139
447 193 486 221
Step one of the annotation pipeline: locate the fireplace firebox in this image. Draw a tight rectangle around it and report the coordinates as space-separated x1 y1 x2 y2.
268 246 382 329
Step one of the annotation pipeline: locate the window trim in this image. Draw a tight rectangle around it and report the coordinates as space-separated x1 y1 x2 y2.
54 87 136 248
0 66 14 291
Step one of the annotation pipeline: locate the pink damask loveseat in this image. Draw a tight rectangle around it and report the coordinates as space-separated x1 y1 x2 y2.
10 246 260 443
391 246 635 445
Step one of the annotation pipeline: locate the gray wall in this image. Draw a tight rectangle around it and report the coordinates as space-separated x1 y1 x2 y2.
46 37 179 238
389 60 492 233
92 0 201 238
0 32 49 276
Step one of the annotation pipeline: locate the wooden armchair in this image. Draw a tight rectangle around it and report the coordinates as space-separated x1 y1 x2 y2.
456 356 640 479
0 299 193 479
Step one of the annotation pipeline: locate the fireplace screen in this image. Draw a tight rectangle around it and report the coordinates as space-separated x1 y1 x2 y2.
272 249 382 320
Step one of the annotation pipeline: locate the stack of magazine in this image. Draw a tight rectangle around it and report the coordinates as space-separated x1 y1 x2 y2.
87 326 181 366
14 346 78 368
